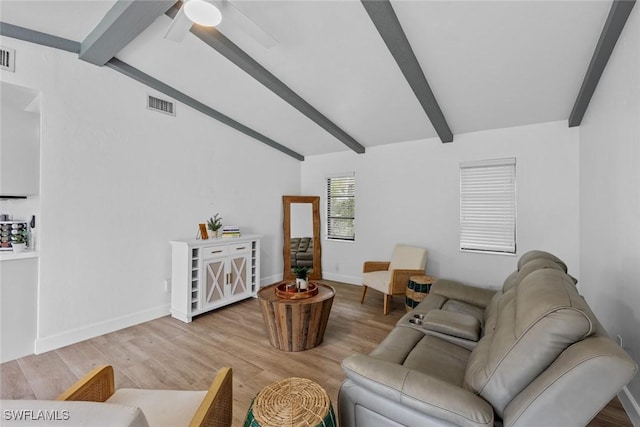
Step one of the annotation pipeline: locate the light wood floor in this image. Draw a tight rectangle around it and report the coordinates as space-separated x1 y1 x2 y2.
1 281 632 426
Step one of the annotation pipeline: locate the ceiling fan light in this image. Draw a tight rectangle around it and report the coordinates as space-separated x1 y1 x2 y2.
184 0 222 27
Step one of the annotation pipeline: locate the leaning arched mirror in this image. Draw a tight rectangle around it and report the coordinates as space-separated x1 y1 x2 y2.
283 195 322 281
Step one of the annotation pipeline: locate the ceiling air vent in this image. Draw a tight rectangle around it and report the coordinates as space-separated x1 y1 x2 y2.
147 94 175 116
0 46 16 72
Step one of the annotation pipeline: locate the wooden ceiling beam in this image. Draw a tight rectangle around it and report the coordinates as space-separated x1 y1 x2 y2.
0 22 80 53
80 0 175 66
106 58 305 161
166 5 366 154
0 22 303 161
569 0 636 127
361 0 453 143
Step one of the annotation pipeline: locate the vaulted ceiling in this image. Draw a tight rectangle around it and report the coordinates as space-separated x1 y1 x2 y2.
0 1 633 160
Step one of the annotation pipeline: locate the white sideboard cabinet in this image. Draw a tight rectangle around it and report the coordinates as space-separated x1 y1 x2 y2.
170 235 261 323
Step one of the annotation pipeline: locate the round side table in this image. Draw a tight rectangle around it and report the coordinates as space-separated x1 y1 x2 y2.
258 282 335 352
244 377 336 427
405 275 436 311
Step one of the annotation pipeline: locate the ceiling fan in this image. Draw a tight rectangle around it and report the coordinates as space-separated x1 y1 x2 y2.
164 0 278 48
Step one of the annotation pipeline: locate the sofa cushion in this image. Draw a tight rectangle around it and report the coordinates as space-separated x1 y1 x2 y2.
297 237 311 252
107 389 206 427
296 252 313 261
502 258 568 292
516 250 567 272
422 310 481 342
342 355 494 427
503 335 638 427
403 335 471 385
290 238 314 267
441 300 485 325
501 270 519 293
464 269 593 417
431 279 497 310
369 326 425 364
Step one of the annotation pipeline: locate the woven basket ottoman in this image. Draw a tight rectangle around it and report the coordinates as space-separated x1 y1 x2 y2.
244 377 336 427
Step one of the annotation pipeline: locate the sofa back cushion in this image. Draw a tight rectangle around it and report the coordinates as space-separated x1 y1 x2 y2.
516 250 567 272
464 269 593 417
297 237 312 252
502 258 568 293
482 290 502 333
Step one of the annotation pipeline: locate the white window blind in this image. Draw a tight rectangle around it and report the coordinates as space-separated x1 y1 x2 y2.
327 175 355 241
460 158 516 254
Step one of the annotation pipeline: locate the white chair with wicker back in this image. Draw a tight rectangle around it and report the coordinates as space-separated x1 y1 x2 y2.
361 244 428 314
1 365 233 427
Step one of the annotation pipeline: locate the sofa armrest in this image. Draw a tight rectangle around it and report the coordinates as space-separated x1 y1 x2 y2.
391 269 425 294
422 310 481 342
342 354 493 427
363 261 390 273
431 279 497 308
57 365 115 402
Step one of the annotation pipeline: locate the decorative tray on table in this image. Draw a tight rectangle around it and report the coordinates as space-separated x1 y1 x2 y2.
275 282 319 299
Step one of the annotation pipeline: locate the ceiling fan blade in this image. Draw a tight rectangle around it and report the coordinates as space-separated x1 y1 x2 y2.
212 0 278 48
164 6 193 42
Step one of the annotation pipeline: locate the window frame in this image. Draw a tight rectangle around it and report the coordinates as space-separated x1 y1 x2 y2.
326 174 356 242
459 158 517 255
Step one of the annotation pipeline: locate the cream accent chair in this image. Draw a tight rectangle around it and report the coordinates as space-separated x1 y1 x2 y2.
0 365 233 427
361 244 428 314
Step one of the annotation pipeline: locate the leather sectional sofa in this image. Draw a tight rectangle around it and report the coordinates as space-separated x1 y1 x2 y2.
339 251 637 427
290 237 314 268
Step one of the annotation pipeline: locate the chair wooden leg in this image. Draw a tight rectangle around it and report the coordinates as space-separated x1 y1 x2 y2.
360 285 368 304
383 294 391 315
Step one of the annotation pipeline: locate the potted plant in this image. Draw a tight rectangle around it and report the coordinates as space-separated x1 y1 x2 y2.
293 266 309 291
207 213 222 238
11 229 27 253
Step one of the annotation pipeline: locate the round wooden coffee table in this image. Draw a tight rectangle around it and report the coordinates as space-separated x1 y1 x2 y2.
258 282 335 352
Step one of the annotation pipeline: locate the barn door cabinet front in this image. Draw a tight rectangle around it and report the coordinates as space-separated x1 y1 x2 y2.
170 236 261 323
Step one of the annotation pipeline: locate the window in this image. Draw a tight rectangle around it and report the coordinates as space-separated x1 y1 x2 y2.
460 158 516 254
327 175 355 241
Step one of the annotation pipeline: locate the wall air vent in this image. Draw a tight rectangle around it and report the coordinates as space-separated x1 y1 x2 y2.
0 46 16 72
147 94 176 116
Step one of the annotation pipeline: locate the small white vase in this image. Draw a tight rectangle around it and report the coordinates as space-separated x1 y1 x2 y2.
12 243 26 253
296 278 308 290
209 229 220 239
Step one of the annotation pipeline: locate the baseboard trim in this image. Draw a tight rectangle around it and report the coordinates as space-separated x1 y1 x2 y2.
322 272 361 285
619 385 640 427
34 304 170 355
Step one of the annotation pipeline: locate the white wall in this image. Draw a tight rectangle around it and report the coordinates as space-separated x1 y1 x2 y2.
0 37 300 354
1 257 38 362
578 5 640 418
0 95 40 196
302 121 580 288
